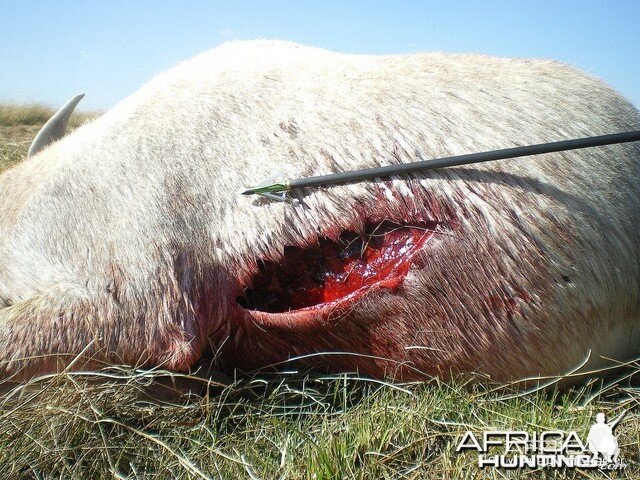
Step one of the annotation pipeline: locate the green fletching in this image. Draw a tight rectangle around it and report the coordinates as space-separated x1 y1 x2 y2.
242 181 290 195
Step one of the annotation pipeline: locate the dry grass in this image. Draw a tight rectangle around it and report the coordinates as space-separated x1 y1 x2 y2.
0 105 638 479
0 103 96 128
0 103 97 172
0 367 638 479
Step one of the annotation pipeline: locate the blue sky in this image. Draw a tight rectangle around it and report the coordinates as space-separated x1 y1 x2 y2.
1 1 638 110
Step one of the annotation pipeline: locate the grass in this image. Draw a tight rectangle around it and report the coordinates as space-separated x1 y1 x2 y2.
0 103 62 128
0 103 96 173
0 104 638 479
1 368 638 479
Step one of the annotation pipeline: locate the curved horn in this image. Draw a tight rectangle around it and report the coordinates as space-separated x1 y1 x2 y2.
28 93 85 158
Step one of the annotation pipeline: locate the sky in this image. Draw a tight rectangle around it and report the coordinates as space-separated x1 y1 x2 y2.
1 1 638 111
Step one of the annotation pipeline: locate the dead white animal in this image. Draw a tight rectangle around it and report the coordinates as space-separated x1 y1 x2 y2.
0 40 639 383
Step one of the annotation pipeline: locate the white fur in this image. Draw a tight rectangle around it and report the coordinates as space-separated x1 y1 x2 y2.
0 40 638 381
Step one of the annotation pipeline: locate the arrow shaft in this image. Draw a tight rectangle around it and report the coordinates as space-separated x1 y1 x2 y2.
288 130 640 191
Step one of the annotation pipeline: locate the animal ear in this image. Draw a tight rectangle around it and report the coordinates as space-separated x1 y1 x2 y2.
28 93 85 158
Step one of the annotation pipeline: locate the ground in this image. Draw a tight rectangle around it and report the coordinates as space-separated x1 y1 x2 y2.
0 105 638 479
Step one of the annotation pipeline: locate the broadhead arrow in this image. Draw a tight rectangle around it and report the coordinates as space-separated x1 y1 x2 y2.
240 130 640 201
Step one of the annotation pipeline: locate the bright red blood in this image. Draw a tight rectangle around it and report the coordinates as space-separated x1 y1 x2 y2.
238 221 438 313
